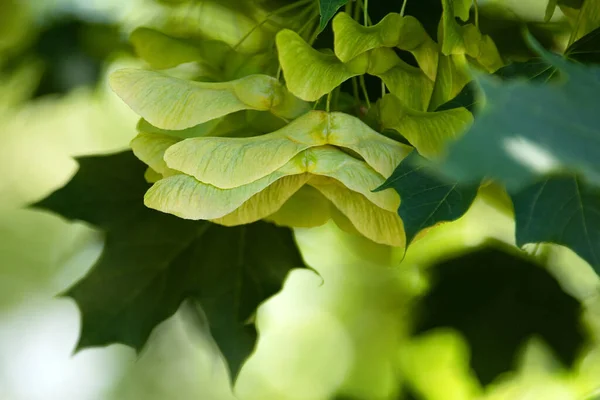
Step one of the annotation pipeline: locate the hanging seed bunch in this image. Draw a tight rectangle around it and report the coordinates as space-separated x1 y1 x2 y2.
111 0 503 248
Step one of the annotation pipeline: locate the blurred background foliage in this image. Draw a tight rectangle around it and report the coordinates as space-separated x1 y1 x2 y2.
1 0 600 399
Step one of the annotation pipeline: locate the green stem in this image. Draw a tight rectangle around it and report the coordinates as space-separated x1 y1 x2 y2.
307 16 321 46
332 86 340 111
473 0 479 29
313 95 322 110
297 7 318 40
359 75 371 108
400 0 408 16
326 91 333 112
345 0 353 17
364 0 369 26
352 77 360 108
353 0 362 21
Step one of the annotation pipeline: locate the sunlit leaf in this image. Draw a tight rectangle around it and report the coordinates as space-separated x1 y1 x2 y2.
110 69 308 130
512 175 600 275
380 94 473 158
375 152 478 245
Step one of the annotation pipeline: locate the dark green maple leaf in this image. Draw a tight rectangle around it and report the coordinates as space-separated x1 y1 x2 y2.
494 58 558 82
511 174 600 275
492 26 600 84
566 26 600 65
416 243 584 385
375 152 479 245
440 34 600 191
319 0 349 31
33 151 306 380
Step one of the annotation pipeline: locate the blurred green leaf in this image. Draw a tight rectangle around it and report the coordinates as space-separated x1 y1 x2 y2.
376 152 478 245
415 244 585 385
33 151 306 380
440 36 600 191
129 28 210 70
512 175 600 275
319 0 349 31
566 26 600 65
494 59 557 81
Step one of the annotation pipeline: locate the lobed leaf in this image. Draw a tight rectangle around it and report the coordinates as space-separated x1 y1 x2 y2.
32 152 150 230
376 152 478 245
511 175 600 275
416 245 584 385
32 151 306 380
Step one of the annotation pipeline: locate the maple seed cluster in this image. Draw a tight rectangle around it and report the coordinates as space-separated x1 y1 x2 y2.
111 0 497 248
